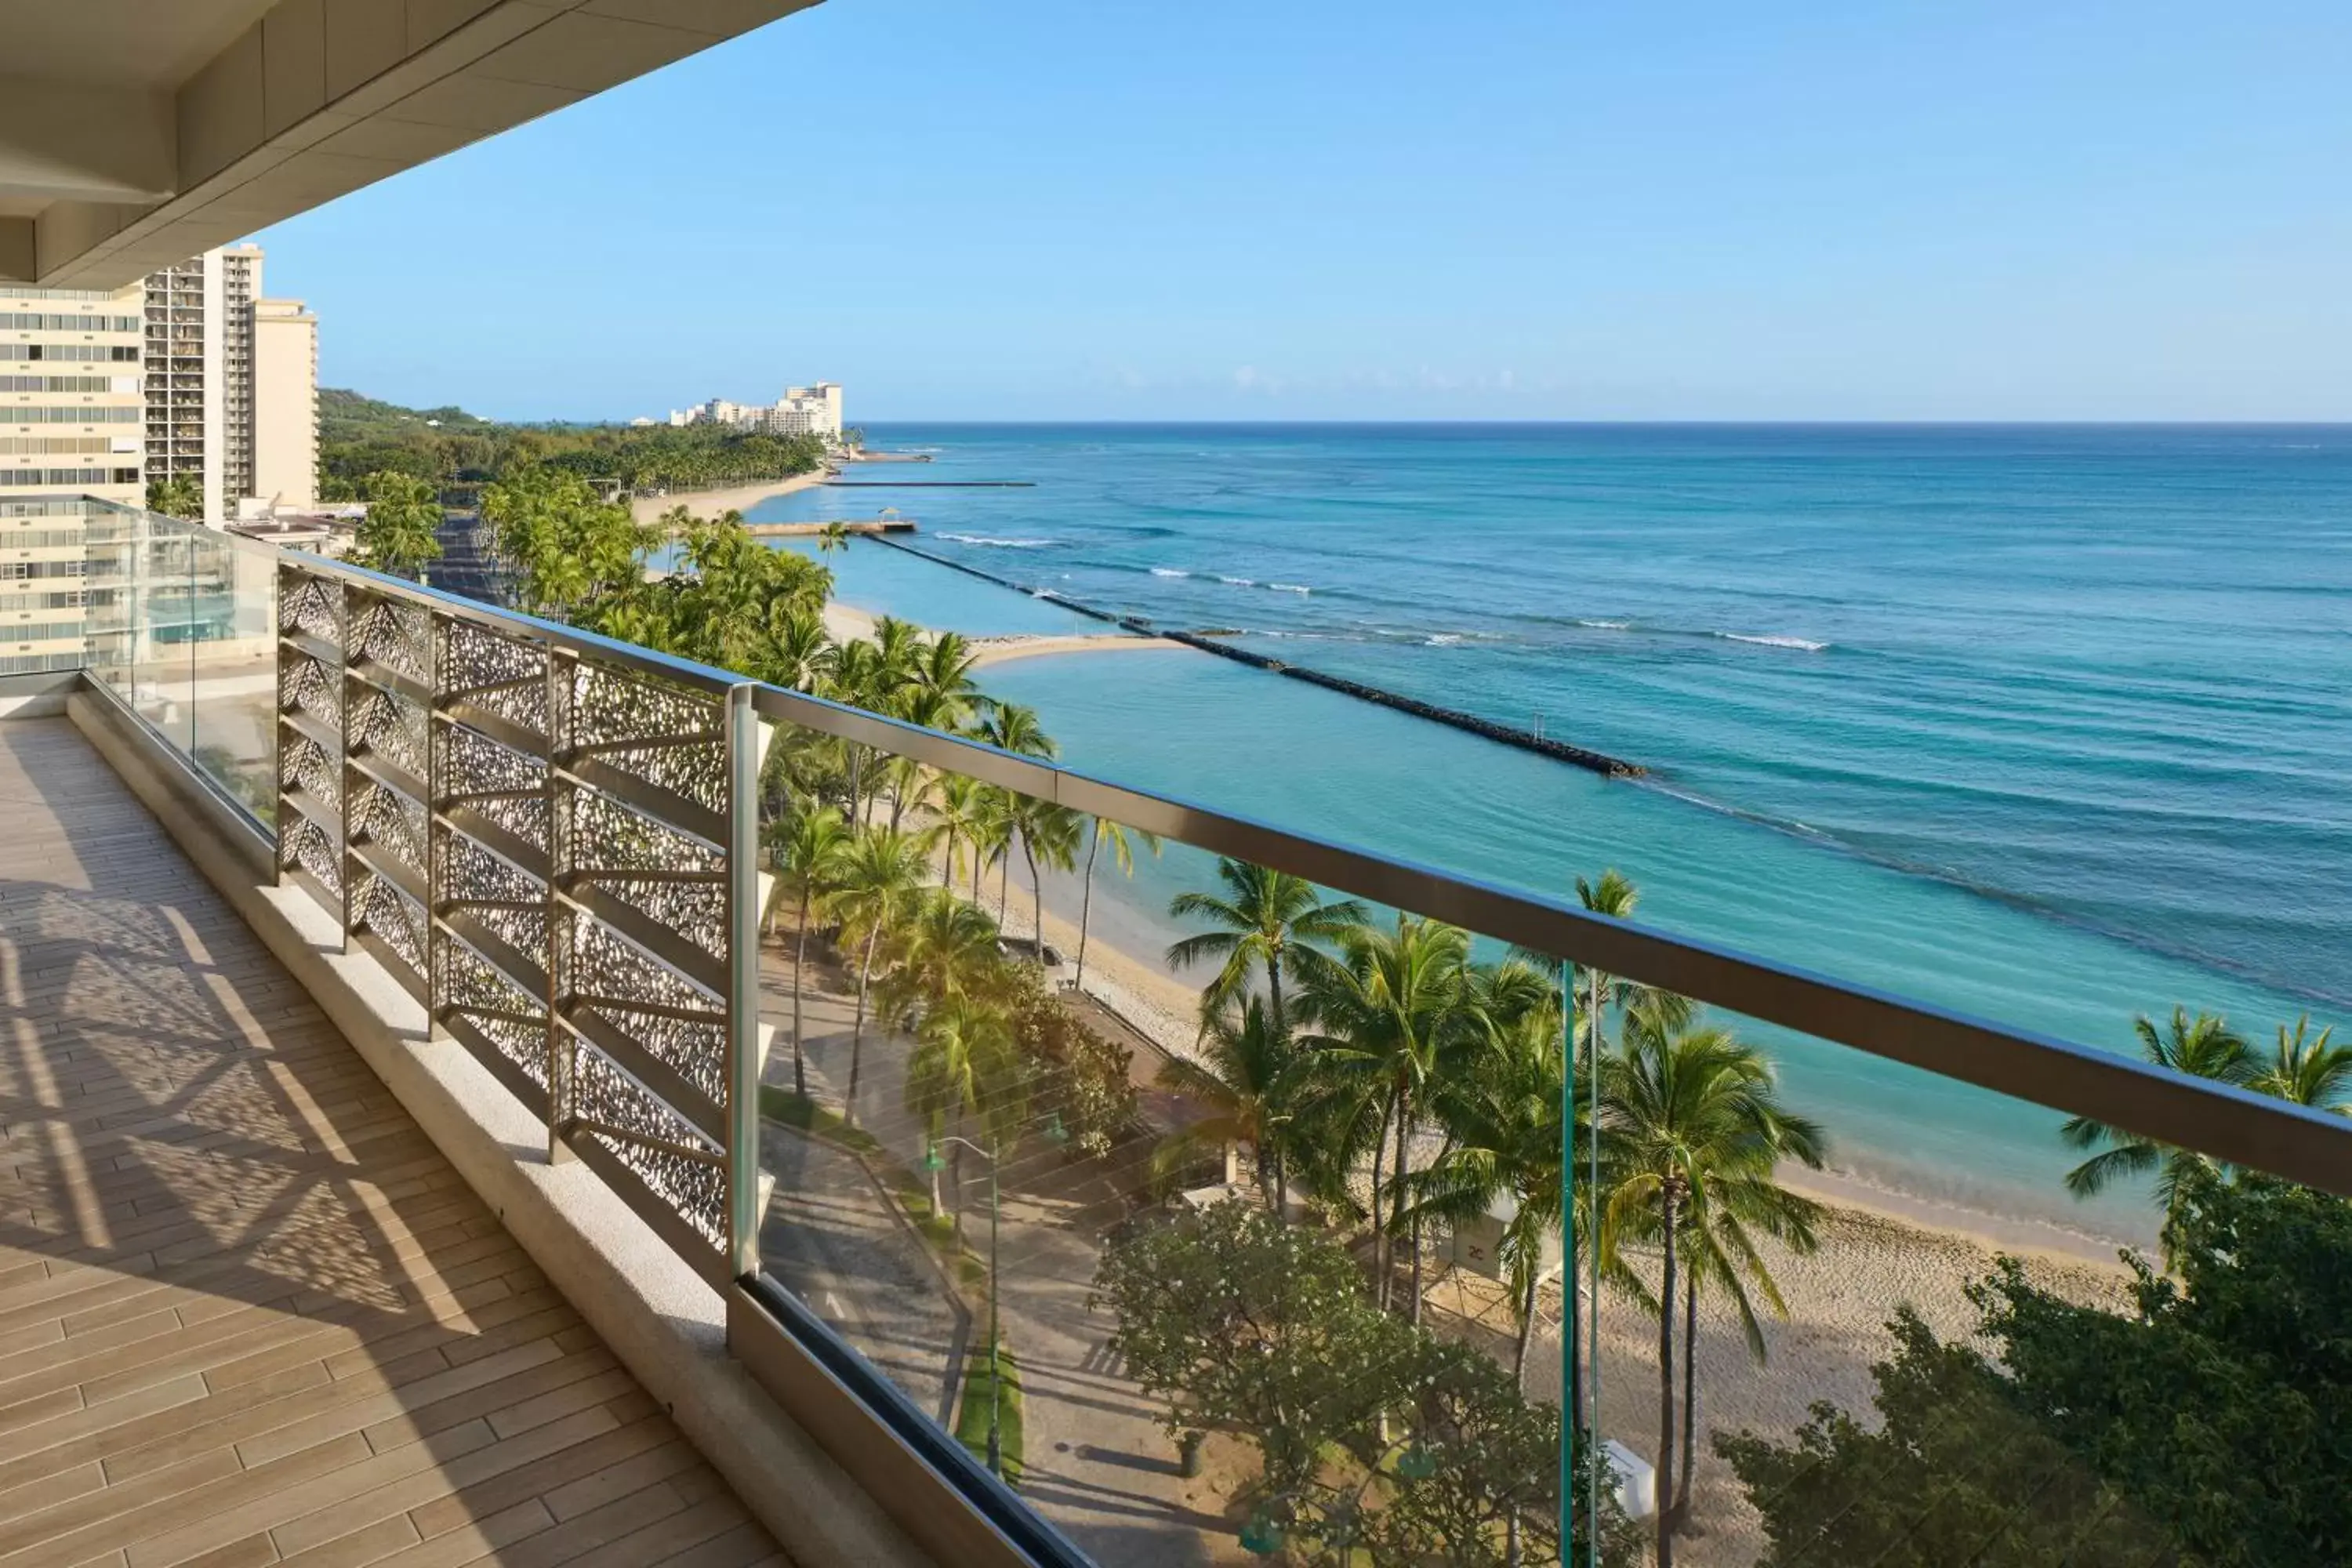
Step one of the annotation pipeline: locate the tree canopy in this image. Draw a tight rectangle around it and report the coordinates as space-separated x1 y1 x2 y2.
319 386 830 497
1719 1171 2352 1568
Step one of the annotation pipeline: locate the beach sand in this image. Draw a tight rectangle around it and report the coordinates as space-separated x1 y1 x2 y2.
629 468 832 524
819 598 1180 667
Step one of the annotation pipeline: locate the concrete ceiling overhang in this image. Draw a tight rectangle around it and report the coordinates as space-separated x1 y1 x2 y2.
0 0 817 287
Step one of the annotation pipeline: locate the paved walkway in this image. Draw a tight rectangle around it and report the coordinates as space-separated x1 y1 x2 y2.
755 946 1231 1566
0 717 785 1568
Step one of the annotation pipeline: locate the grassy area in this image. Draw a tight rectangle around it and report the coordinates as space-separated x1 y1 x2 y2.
955 1345 1026 1486
759 1085 882 1154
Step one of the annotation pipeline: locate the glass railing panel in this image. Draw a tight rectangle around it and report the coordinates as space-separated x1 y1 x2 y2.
750 712 1587 1565
81 498 139 696
1573 986 2341 1568
188 527 278 823
128 512 194 746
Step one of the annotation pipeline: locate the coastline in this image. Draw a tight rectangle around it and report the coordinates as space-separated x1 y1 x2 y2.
629 467 831 524
820 598 1180 668
814 581 2158 1555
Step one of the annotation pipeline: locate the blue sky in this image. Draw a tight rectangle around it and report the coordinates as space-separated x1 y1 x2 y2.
256 0 2352 422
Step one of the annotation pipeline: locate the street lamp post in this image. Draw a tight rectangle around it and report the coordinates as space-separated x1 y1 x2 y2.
924 1134 1004 1472
924 1113 1064 1480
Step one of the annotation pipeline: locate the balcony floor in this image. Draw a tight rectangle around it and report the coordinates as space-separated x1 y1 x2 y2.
0 719 785 1568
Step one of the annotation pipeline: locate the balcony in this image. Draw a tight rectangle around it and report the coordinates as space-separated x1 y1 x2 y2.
2 503 2345 1568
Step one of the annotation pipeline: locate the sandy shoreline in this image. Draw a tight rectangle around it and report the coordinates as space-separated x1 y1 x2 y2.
629 467 832 524
819 599 1180 668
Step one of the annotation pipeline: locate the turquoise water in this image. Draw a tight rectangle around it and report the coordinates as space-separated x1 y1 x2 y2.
750 426 2352 1237
764 536 1105 636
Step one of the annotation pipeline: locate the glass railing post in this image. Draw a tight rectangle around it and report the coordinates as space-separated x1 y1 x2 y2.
727 681 764 1281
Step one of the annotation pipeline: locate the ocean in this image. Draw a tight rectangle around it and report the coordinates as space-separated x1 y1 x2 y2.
751 423 2352 1241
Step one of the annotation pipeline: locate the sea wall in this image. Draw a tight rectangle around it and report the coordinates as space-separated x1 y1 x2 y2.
867 536 1643 779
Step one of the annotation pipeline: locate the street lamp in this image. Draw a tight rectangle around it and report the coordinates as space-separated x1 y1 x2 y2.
925 1113 1066 1478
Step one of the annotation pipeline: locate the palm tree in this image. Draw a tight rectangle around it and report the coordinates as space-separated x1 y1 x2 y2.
978 702 1056 761
882 890 1003 1015
1165 858 1367 1039
910 630 985 728
1011 796 1083 967
1074 815 1162 993
1597 1003 1826 1563
905 996 1019 1236
929 773 992 891
762 603 833 694
1152 996 1299 1208
820 826 927 1126
2061 1007 2252 1250
817 520 851 554
1296 914 1474 1317
1406 979 1574 1385
765 808 849 1100
972 786 1018 916
2252 1014 2352 1111
354 471 445 579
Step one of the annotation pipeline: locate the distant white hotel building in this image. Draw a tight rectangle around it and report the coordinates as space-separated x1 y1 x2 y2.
666 383 844 443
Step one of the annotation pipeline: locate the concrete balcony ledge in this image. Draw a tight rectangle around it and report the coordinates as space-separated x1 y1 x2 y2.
47 683 931 1568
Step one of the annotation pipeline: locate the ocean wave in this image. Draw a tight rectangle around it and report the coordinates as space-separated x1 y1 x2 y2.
1719 632 1831 652
939 532 1054 549
1219 575 1257 586
1150 566 1191 578
1577 618 1633 631
1269 583 1312 594
1425 633 1464 647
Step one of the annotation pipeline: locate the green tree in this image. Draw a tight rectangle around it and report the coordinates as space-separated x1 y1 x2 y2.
1298 913 1476 1317
2061 1007 2251 1256
1074 815 1161 992
1165 858 1367 1039
1092 1199 1408 1503
928 772 992 893
1406 976 1573 1386
1597 1002 1826 1562
905 995 1020 1235
146 475 201 521
1093 1198 1640 1567
764 806 849 1100
1152 996 1300 1208
354 470 445 578
1011 795 1083 968
2251 1014 2352 1110
820 825 926 1126
1721 1171 2352 1568
977 701 1056 760
881 888 1003 1014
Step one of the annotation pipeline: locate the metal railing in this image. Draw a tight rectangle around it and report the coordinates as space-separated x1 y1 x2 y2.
66 502 2352 1567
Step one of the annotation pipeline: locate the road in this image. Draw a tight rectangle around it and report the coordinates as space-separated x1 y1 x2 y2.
425 509 511 604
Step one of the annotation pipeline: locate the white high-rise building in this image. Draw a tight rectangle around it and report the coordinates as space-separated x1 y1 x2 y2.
140 246 308 523
1 281 145 673
140 245 264 523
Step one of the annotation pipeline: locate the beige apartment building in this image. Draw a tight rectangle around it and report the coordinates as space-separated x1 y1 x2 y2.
252 294 318 509
1 283 144 673
143 245 305 522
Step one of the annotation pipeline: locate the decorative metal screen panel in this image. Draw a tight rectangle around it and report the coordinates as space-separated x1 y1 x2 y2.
272 564 750 1287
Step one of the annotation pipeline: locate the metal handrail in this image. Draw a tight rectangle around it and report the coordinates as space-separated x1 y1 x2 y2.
99 503 2352 1201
